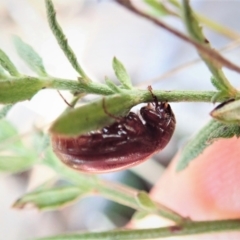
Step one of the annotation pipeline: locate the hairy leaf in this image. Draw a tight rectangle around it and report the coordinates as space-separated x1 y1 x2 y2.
136 191 157 211
0 77 45 104
0 120 36 172
0 104 13 119
177 120 240 171
183 0 237 97
45 0 90 81
13 36 48 77
50 93 140 136
144 0 169 16
0 156 34 173
13 186 86 210
0 49 20 76
105 76 121 93
112 57 132 89
210 99 240 124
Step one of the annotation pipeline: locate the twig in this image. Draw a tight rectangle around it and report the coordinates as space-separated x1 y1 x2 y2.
115 0 240 75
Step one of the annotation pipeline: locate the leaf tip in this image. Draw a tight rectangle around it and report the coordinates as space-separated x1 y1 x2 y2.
12 200 38 210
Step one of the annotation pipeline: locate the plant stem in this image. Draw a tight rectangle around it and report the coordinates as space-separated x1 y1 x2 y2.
36 219 240 239
197 13 240 40
1 76 233 104
43 150 185 223
45 0 91 82
115 0 240 75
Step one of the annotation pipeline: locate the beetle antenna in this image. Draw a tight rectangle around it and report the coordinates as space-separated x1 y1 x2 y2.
57 90 73 108
102 98 121 121
147 85 158 107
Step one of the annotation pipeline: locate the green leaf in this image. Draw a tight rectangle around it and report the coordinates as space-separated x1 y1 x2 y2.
210 99 240 125
0 77 45 104
211 77 226 91
144 0 169 16
13 186 86 210
176 120 240 171
0 104 13 119
112 57 132 89
132 211 149 220
182 0 237 97
13 36 48 77
50 93 140 136
0 156 35 173
45 0 90 82
0 119 18 143
182 0 206 43
0 65 8 79
136 191 157 211
211 91 228 104
105 76 121 93
32 132 50 155
168 0 181 8
0 49 20 76
0 120 36 172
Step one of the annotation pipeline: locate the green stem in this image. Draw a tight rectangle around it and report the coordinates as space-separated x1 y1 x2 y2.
0 104 13 119
115 0 240 75
0 76 234 104
36 219 240 239
43 151 185 223
49 78 220 102
45 0 91 82
197 14 240 40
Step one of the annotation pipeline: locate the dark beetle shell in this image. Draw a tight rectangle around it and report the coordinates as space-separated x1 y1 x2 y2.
51 102 176 173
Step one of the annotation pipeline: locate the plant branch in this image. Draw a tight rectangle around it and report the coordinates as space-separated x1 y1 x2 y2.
45 0 91 82
0 76 234 104
115 0 240 75
43 150 185 223
196 13 240 40
36 219 240 239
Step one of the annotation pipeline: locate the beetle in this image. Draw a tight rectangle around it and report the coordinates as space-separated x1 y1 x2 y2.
51 90 176 173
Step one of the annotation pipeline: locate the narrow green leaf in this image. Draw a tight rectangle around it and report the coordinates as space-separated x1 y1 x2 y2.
0 156 34 173
182 0 237 97
132 211 149 221
13 36 48 77
0 49 20 76
136 191 157 211
0 65 8 79
182 0 206 43
13 186 85 210
0 119 18 142
144 0 169 16
210 99 240 125
34 179 57 192
0 120 36 172
105 76 121 93
168 0 181 8
0 104 13 119
211 92 228 104
176 120 240 171
0 77 45 104
45 0 90 82
50 93 140 136
32 132 50 155
211 77 226 91
112 57 132 89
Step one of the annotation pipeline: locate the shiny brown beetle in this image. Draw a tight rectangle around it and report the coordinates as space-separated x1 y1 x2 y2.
51 90 176 173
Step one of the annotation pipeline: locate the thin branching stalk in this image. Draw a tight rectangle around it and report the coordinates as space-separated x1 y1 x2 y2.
43 152 185 224
36 219 240 239
45 0 91 82
115 0 240 75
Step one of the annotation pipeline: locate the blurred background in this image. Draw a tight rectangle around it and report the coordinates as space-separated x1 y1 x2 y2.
0 0 240 239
